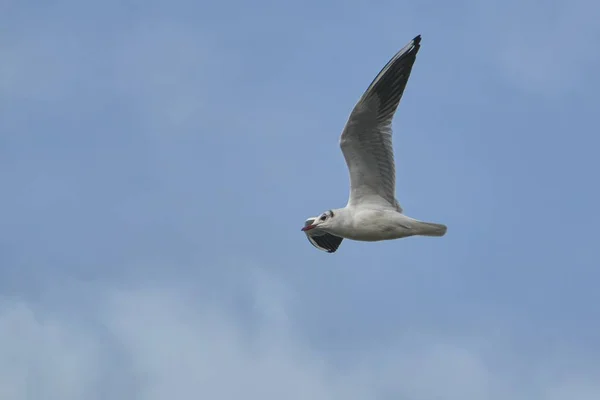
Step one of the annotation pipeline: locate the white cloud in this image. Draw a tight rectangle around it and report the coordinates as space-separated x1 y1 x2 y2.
0 300 99 400
0 268 599 400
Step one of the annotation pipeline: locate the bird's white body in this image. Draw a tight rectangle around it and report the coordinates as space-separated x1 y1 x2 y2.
321 208 446 242
301 35 447 253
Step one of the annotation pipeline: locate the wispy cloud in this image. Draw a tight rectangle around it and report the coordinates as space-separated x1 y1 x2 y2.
1 268 599 400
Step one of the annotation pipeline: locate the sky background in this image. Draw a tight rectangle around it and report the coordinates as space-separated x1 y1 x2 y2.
1 0 600 398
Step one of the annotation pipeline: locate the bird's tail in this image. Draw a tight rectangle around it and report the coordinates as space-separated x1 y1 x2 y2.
412 221 447 237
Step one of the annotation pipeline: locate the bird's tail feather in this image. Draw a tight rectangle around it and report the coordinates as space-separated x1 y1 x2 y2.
413 221 447 237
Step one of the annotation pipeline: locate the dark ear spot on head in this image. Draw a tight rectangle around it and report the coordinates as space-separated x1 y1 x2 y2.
329 210 334 217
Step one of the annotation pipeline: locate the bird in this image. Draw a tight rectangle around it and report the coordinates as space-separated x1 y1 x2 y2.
301 34 447 253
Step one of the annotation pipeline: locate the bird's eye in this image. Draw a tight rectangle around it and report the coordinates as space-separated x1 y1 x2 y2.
319 215 327 221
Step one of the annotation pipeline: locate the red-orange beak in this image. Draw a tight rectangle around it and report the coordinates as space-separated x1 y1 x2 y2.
301 224 316 232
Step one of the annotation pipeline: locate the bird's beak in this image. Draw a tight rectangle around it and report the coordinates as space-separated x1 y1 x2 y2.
301 224 316 232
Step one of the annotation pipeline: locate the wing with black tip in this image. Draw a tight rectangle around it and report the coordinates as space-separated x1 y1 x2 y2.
303 218 344 253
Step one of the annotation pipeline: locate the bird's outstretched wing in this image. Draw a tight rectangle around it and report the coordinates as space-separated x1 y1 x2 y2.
303 218 344 253
340 35 422 212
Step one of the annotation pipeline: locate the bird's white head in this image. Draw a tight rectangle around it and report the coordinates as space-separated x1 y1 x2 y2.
301 209 337 232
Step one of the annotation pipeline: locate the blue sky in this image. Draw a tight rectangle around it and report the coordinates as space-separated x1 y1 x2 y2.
1 0 600 398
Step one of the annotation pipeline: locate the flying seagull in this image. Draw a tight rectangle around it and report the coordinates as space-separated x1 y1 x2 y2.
302 35 447 253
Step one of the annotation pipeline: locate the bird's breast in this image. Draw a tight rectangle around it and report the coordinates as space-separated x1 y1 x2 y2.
339 209 414 241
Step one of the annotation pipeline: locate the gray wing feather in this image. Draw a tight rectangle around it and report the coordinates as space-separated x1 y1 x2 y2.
340 35 421 212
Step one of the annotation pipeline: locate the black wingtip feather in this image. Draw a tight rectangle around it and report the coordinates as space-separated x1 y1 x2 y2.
306 232 344 253
360 35 422 100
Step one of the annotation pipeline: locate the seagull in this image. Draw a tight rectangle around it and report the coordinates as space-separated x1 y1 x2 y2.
301 35 447 253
